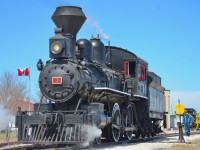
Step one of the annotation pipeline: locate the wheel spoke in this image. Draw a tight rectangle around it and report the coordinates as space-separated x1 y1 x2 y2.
112 124 120 130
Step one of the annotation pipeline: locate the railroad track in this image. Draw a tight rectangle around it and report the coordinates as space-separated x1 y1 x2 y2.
1 131 200 150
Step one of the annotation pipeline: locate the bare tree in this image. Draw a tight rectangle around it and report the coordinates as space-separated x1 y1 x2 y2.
0 71 26 115
32 83 47 104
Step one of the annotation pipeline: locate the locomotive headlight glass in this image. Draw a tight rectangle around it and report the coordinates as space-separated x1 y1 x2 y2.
51 41 62 54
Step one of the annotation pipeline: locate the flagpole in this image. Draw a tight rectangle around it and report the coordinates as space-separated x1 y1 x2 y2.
29 66 30 112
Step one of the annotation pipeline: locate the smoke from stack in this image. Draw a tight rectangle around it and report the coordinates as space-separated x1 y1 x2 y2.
81 124 102 147
87 17 110 41
0 104 14 131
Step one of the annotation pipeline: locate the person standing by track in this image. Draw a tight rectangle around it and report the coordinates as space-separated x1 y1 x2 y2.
183 112 193 136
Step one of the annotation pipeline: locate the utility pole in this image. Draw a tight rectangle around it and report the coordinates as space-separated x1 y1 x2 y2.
176 99 185 143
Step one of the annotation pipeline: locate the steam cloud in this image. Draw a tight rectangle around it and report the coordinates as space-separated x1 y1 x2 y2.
0 104 14 131
86 17 110 41
81 124 102 147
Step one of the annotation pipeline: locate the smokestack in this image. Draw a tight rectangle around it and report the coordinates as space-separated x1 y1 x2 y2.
51 6 86 35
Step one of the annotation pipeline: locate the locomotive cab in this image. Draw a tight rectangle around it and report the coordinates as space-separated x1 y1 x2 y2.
105 46 148 98
124 58 147 97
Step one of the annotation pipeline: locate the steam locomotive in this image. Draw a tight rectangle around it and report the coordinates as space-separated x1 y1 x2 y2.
15 6 166 144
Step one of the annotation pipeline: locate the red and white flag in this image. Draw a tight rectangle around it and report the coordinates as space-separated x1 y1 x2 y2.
18 68 30 76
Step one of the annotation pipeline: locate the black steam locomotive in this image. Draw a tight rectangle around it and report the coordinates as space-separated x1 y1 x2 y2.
16 6 165 144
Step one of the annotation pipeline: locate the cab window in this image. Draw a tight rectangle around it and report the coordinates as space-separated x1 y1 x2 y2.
124 60 136 78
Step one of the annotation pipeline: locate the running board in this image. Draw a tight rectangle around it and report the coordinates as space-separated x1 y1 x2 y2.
94 87 147 99
95 87 131 97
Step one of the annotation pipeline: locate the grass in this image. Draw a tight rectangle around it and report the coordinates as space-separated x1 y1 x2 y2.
0 132 17 143
167 144 200 150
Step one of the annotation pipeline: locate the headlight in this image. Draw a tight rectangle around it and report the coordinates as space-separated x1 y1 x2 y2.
51 41 62 54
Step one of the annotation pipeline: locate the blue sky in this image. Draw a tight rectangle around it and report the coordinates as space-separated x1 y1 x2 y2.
0 0 200 112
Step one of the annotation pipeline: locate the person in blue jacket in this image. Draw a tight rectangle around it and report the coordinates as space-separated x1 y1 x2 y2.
182 112 193 136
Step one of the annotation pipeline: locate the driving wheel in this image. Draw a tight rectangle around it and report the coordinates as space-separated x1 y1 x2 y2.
111 103 121 142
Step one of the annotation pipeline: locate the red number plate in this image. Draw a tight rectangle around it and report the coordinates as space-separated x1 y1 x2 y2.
52 77 62 84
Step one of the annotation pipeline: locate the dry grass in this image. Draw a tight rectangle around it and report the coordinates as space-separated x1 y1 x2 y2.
0 132 17 143
167 144 200 150
160 138 200 150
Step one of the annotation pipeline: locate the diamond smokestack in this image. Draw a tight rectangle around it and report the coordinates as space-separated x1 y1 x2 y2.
51 6 86 35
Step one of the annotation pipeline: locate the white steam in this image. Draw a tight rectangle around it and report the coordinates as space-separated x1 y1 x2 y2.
0 104 14 131
86 17 110 41
81 124 102 147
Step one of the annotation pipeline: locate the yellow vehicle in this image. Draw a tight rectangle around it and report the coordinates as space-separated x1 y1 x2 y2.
185 108 200 130
196 112 200 129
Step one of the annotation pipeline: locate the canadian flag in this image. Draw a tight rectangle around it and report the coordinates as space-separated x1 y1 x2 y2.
18 68 30 76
